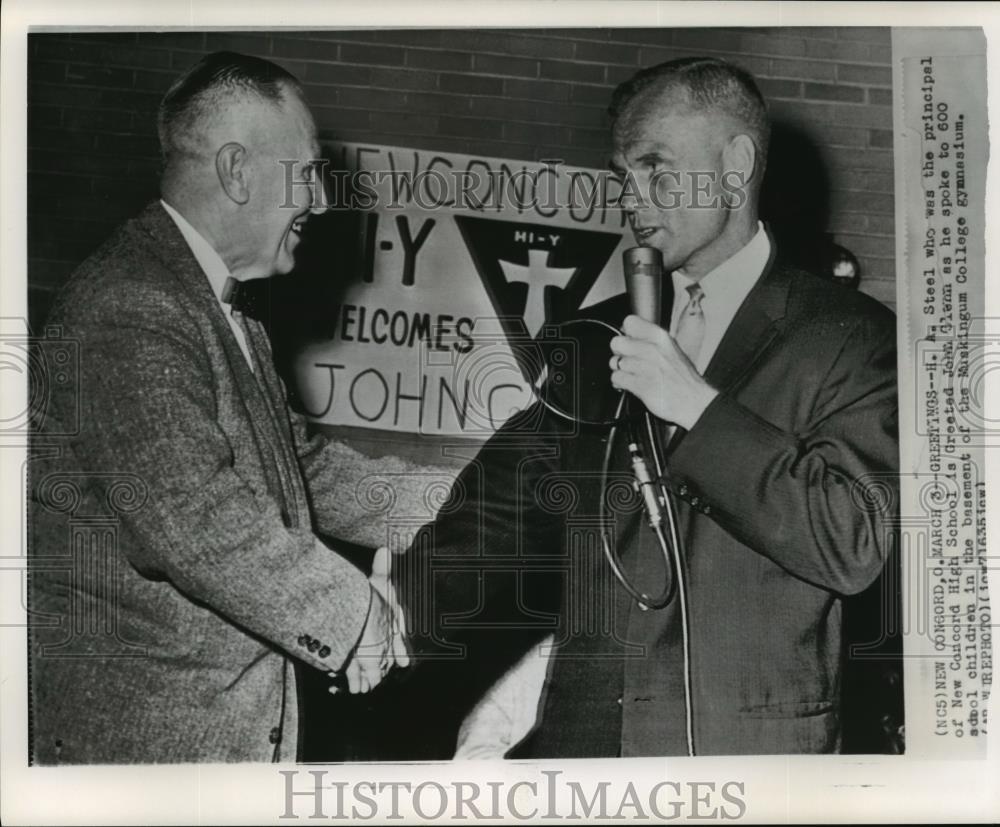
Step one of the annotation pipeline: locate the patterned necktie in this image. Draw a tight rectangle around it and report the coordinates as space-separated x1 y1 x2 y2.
674 283 706 364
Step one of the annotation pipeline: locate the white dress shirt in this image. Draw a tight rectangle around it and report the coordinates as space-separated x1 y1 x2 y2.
669 221 772 374
160 199 254 371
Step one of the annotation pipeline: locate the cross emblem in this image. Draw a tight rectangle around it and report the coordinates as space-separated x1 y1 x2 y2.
499 249 577 337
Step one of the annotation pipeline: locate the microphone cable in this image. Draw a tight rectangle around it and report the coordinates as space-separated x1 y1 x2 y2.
640 407 695 757
532 317 696 756
597 392 696 757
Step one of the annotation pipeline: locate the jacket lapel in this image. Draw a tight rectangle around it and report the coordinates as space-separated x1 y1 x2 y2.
135 203 274 416
659 241 791 463
136 203 261 383
135 202 304 523
702 243 791 395
137 202 223 316
240 316 309 527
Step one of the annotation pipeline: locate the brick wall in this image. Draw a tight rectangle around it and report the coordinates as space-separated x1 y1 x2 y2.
28 27 895 327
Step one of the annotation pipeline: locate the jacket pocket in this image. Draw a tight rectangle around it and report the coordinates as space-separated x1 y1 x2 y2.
740 699 836 719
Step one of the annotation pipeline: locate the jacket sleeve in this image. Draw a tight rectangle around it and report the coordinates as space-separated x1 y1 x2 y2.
392 403 566 656
290 411 458 550
64 283 372 673
667 316 899 595
391 318 619 657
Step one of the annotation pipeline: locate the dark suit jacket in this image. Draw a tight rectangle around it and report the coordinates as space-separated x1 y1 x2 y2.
398 251 898 757
28 202 388 764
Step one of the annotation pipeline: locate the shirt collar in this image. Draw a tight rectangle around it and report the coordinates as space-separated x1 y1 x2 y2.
160 199 234 305
671 221 771 317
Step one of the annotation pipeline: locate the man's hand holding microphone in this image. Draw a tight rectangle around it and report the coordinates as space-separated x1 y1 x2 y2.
610 246 718 431
609 315 718 430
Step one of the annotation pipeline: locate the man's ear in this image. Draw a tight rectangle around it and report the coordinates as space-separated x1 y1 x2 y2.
216 142 250 205
722 133 757 198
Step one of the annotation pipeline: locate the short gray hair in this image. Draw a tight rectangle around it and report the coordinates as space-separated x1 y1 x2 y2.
157 51 302 166
609 57 770 163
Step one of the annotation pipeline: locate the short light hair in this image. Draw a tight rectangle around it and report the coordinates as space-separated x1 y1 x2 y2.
609 57 770 164
157 50 302 167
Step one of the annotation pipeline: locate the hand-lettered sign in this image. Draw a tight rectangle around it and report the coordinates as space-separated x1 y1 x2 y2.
293 143 632 437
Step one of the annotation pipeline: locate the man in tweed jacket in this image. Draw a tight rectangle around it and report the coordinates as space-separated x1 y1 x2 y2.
28 52 406 764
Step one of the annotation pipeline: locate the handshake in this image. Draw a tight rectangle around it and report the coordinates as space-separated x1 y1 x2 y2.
332 546 410 695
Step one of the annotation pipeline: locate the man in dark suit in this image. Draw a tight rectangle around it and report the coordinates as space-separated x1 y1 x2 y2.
28 52 408 764
394 57 898 756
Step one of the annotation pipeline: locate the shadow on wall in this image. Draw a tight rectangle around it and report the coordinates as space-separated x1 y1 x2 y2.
761 119 860 285
761 120 862 289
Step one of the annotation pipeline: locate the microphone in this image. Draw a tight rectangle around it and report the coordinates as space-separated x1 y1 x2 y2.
621 246 666 528
623 246 663 323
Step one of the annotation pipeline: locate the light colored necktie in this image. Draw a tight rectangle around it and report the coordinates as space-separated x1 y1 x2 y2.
674 283 706 364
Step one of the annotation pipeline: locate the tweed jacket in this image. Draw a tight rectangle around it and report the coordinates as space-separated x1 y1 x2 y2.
399 252 899 756
28 202 384 764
